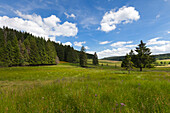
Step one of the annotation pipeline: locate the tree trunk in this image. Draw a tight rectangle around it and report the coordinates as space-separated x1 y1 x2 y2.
140 67 142 71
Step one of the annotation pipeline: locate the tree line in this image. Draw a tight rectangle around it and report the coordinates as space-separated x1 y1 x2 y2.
0 27 97 67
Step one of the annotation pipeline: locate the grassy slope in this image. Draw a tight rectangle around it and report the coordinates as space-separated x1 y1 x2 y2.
0 61 169 112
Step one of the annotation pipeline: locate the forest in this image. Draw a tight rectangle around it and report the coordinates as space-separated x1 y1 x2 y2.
0 27 93 67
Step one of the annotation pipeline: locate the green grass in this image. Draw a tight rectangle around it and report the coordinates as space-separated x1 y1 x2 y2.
0 61 169 112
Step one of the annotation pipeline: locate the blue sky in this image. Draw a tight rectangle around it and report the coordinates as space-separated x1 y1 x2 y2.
0 0 170 58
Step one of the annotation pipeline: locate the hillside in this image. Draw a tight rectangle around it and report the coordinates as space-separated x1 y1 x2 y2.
102 53 170 61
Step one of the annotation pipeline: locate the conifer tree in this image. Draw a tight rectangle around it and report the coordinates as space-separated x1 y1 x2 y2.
135 40 153 71
29 37 40 65
79 46 87 67
92 52 99 65
11 36 20 65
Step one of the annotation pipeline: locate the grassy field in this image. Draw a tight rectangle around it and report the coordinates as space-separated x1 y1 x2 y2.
0 61 170 112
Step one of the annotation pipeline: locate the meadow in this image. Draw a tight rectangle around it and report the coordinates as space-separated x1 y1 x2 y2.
0 60 169 113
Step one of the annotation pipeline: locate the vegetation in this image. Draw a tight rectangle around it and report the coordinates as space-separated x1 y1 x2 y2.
79 46 87 67
122 41 155 71
92 52 99 65
0 27 93 67
0 61 169 112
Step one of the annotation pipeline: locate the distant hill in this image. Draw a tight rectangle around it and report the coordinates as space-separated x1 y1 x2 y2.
102 53 170 61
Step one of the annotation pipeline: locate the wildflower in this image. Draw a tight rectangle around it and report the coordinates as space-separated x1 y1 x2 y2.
95 94 97 97
120 103 126 106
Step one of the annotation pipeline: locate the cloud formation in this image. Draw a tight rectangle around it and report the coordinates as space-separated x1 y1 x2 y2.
0 11 78 41
110 41 133 47
63 42 72 46
99 6 140 32
74 41 86 47
64 12 76 19
99 41 112 45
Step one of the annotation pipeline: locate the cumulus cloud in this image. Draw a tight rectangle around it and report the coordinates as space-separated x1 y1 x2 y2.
110 41 133 47
99 41 112 45
85 46 90 49
146 37 170 54
147 37 170 45
63 42 72 46
97 47 131 59
0 11 78 41
64 12 76 19
99 6 140 32
74 41 86 47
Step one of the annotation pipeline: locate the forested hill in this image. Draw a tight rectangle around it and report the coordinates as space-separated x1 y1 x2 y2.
0 27 93 67
102 53 170 61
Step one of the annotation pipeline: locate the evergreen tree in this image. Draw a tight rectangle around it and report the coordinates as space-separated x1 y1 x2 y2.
92 52 99 65
11 36 20 66
122 54 134 74
46 39 57 64
29 37 40 65
135 40 154 71
79 46 87 67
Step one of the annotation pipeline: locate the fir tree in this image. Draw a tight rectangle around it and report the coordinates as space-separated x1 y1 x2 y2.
11 36 20 66
92 52 99 65
79 46 87 67
135 40 154 71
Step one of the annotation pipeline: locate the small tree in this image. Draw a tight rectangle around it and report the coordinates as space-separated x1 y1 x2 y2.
121 54 133 73
92 52 99 65
79 46 87 67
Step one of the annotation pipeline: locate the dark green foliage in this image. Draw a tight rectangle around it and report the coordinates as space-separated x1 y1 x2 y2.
0 27 94 67
93 52 99 65
46 39 57 64
121 41 155 71
11 36 21 66
121 54 133 73
79 46 87 67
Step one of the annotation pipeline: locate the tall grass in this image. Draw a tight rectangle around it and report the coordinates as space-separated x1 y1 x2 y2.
0 63 169 112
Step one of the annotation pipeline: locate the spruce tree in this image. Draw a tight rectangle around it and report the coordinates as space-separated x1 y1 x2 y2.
92 52 99 65
11 36 20 66
29 37 40 65
79 46 87 67
135 40 154 71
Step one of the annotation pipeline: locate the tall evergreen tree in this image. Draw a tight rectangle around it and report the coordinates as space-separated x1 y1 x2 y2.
92 52 99 65
79 46 87 67
11 36 20 65
121 54 134 73
135 40 154 71
29 37 40 65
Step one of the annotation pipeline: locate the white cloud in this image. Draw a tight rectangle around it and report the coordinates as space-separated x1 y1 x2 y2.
64 12 76 19
0 11 78 41
147 37 170 45
99 41 112 45
125 44 137 48
74 41 86 47
99 6 140 32
63 42 72 46
156 14 160 19
85 46 90 49
97 47 131 59
168 31 170 34
110 41 133 47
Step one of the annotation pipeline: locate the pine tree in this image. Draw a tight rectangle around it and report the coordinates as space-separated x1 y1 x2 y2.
135 40 154 71
29 37 40 65
11 36 20 66
79 46 87 67
92 52 99 65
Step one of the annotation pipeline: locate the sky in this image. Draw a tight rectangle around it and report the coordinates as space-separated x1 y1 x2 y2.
0 0 170 58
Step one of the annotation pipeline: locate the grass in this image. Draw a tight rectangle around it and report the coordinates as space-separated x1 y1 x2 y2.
0 60 169 112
